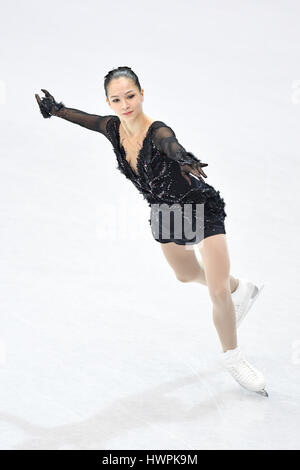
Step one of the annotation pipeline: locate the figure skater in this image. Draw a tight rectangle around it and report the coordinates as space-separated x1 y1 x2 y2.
35 66 267 397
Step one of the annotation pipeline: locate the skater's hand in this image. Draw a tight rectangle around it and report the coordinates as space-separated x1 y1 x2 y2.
35 89 64 118
180 161 208 185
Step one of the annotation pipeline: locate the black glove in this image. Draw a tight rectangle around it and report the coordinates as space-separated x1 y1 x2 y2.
184 151 208 168
178 151 208 185
35 89 65 118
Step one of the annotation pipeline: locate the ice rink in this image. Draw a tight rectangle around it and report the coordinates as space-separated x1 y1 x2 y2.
1 0 300 450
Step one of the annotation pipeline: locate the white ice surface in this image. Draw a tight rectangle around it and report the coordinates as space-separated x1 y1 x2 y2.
1 0 300 450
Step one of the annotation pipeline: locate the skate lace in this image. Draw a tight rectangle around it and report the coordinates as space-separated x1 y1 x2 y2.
228 357 260 383
234 299 249 324
234 295 248 317
233 282 250 319
235 302 242 315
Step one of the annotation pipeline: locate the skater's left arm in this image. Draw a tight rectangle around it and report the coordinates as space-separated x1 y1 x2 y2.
152 125 208 185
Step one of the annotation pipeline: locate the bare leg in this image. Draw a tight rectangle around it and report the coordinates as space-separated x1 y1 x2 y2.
160 242 239 293
160 237 237 351
197 234 237 352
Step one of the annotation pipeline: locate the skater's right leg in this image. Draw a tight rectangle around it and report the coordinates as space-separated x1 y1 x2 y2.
197 233 237 352
160 242 207 285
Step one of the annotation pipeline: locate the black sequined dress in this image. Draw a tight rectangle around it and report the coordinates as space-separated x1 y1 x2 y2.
55 108 227 245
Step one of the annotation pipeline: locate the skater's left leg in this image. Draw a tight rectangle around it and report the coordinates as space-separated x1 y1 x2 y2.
197 233 237 352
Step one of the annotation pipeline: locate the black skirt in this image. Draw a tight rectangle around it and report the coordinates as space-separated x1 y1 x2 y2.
149 200 226 245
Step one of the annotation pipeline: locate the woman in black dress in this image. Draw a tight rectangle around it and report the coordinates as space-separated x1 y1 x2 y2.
35 66 267 397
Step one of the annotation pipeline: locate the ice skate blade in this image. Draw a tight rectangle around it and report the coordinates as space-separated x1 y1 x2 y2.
255 388 269 397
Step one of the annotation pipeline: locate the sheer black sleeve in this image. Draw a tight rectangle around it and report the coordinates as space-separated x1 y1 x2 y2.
152 125 202 166
55 106 114 139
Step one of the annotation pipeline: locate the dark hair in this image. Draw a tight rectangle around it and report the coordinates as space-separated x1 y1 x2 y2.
104 66 141 99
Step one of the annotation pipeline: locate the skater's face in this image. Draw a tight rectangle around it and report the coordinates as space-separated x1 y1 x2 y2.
106 77 144 119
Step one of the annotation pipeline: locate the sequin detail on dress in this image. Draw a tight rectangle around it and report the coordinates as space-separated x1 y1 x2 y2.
107 116 227 244
54 106 226 245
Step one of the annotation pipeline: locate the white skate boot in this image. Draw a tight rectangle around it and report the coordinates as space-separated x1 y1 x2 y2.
232 278 265 328
220 346 268 396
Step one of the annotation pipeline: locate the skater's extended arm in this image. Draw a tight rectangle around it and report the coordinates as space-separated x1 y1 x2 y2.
35 89 113 138
152 125 208 185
